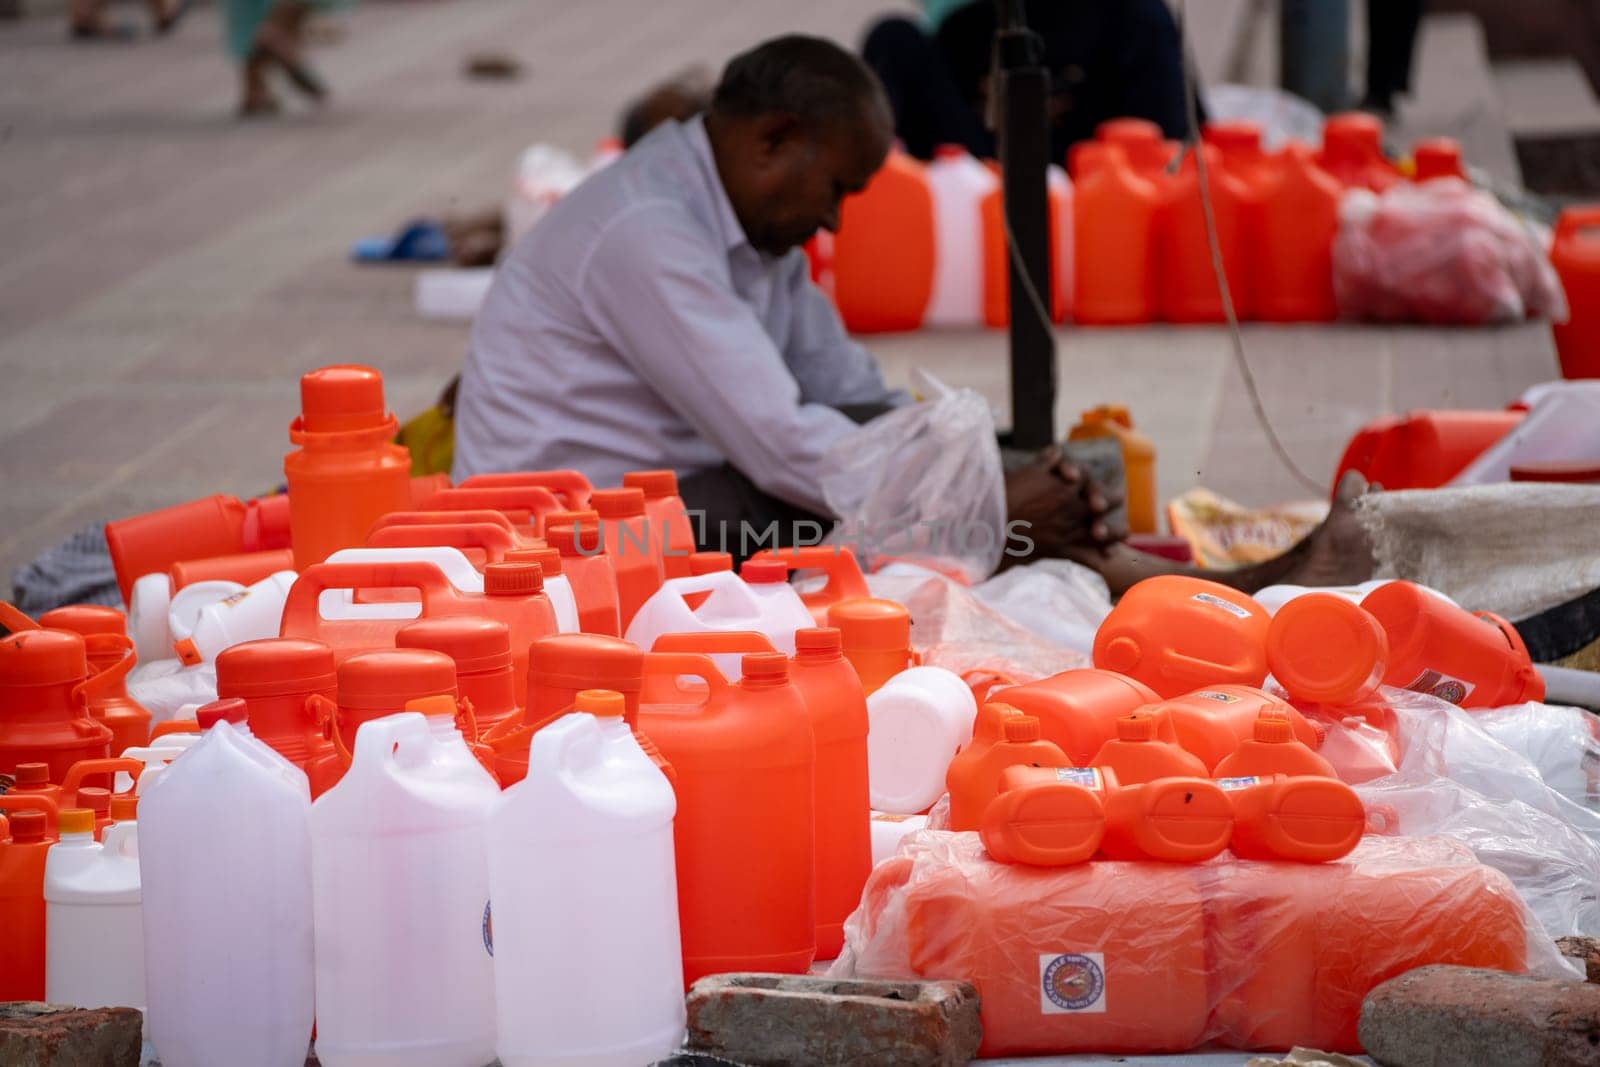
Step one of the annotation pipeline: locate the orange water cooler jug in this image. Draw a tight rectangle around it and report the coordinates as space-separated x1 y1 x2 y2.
1252 143 1342 322
1332 409 1522 492
396 617 521 736
1360 581 1544 708
827 598 914 695
543 521 622 636
1093 577 1270 698
1067 405 1157 534
1072 146 1161 324
589 488 666 629
1157 145 1253 322
981 165 1071 326
104 494 249 605
946 713 1072 831
1552 205 1600 379
623 470 696 579
832 150 936 333
637 652 816 986
37 606 150 754
0 630 111 783
0 807 54 1001
1315 113 1401 191
990 669 1162 765
214 638 337 770
284 365 412 571
1412 137 1465 182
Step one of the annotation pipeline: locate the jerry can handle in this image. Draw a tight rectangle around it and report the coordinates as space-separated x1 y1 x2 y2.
61 757 144 798
307 693 352 766
0 602 40 634
281 560 461 631
751 545 869 605
366 522 517 557
651 631 777 657
368 510 518 537
349 712 433 773
75 634 136 702
150 719 200 741
0 793 60 821
640 652 729 705
455 695 481 744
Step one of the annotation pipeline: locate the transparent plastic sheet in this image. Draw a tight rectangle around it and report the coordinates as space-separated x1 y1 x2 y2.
1356 688 1600 937
1475 702 1600 817
127 657 218 727
864 567 1091 684
832 830 1558 1057
820 370 1007 583
1204 85 1327 150
1332 179 1568 325
968 558 1113 657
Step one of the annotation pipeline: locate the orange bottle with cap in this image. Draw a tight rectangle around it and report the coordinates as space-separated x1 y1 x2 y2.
1412 137 1465 181
946 713 1072 832
1266 592 1389 707
38 606 150 755
108 793 137 826
5 763 65 808
1315 112 1401 191
215 637 337 770
1090 712 1208 784
284 365 412 570
458 468 594 512
624 470 697 579
0 806 53 1000
1092 576 1271 699
1213 712 1337 778
1067 406 1157 535
1157 144 1254 322
826 598 914 695
749 546 872 628
396 617 521 735
1361 581 1545 709
0 629 112 783
1203 120 1278 195
1253 142 1342 323
1073 144 1161 325
303 649 461 797
279 559 559 698
1096 117 1180 179
1552 205 1600 379
833 150 936 333
589 488 666 627
980 165 1071 326
1217 773 1364 861
637 651 816 985
989 669 1162 766
543 522 622 636
1158 685 1321 771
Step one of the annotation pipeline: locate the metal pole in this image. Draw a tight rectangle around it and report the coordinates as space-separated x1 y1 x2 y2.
993 0 1056 450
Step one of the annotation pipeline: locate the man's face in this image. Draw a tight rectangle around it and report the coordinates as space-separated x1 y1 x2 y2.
740 107 892 256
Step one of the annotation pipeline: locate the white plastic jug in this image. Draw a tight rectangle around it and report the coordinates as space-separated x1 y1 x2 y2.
865 666 978 814
140 718 314 1067
45 815 143 1009
870 810 929 865
626 570 811 677
311 712 499 1067
187 570 298 663
128 571 174 664
167 579 245 654
925 146 998 326
119 733 202 794
489 707 685 1067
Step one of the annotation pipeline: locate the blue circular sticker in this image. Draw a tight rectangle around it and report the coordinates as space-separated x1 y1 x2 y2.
1042 954 1104 1011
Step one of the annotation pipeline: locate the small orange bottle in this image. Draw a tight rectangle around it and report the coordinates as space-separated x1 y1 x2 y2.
1218 773 1365 861
1315 112 1401 191
1252 143 1342 323
1551 206 1600 379
1073 145 1161 324
589 488 666 630
827 598 914 696
946 714 1072 832
1411 137 1465 182
623 470 697 579
1203 120 1278 194
1157 145 1253 322
1067 405 1157 535
6 763 65 808
1213 713 1337 778
0 808 53 1000
284 365 412 570
1090 712 1208 784
832 150 936 333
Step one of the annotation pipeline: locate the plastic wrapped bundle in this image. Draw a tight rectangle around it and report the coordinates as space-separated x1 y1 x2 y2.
834 830 1557 1057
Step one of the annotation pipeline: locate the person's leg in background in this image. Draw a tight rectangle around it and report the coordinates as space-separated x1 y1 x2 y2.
862 14 993 160
1362 0 1424 115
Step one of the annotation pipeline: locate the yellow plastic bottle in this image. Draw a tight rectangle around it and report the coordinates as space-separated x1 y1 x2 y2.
1068 405 1157 535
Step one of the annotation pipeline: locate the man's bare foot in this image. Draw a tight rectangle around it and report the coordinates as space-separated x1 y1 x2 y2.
1278 471 1377 588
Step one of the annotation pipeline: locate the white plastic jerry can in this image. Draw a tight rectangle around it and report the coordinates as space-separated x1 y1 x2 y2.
311 711 499 1067
139 715 314 1067
625 566 812 677
45 810 143 1009
489 694 685 1067
865 665 979 814
925 145 999 326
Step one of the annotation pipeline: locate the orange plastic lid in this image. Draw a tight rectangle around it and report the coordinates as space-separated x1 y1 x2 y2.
396 617 512 675
1253 714 1296 743
527 547 563 578
689 551 733 575
1098 117 1162 144
828 598 911 651
339 649 458 711
1266 593 1389 706
15 763 50 786
38 605 126 637
217 638 337 699
78 787 110 815
589 488 646 520
544 509 600 529
795 627 843 656
0 629 88 687
574 689 627 718
9 809 47 842
196 698 248 730
543 524 602 558
743 651 789 682
109 795 137 821
484 562 544 596
1323 112 1382 153
1003 716 1041 743
58 808 95 835
1116 714 1158 742
299 365 389 433
529 634 642 692
622 470 679 499
1413 137 1461 165
741 560 788 585
404 694 457 719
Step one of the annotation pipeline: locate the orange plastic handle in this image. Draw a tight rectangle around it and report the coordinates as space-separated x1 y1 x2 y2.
424 485 565 519
366 522 518 560
76 634 136 702
150 720 201 741
280 560 463 633
368 510 520 537
313 692 476 768
650 631 778 656
640 652 729 705
459 469 594 508
0 793 59 822
61 757 143 797
0 602 40 633
1556 206 1600 241
750 545 870 606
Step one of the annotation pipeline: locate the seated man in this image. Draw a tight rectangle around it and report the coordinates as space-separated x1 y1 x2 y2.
454 34 1370 593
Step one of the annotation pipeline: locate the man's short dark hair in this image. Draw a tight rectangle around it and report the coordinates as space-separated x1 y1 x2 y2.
711 34 889 130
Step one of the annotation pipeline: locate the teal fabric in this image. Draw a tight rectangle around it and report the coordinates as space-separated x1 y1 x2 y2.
921 0 970 30
223 0 353 61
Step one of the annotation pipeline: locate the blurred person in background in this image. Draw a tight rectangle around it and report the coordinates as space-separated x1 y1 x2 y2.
70 0 186 39
230 0 344 117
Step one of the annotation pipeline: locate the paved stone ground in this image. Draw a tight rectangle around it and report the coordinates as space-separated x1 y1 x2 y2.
0 0 1562 598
